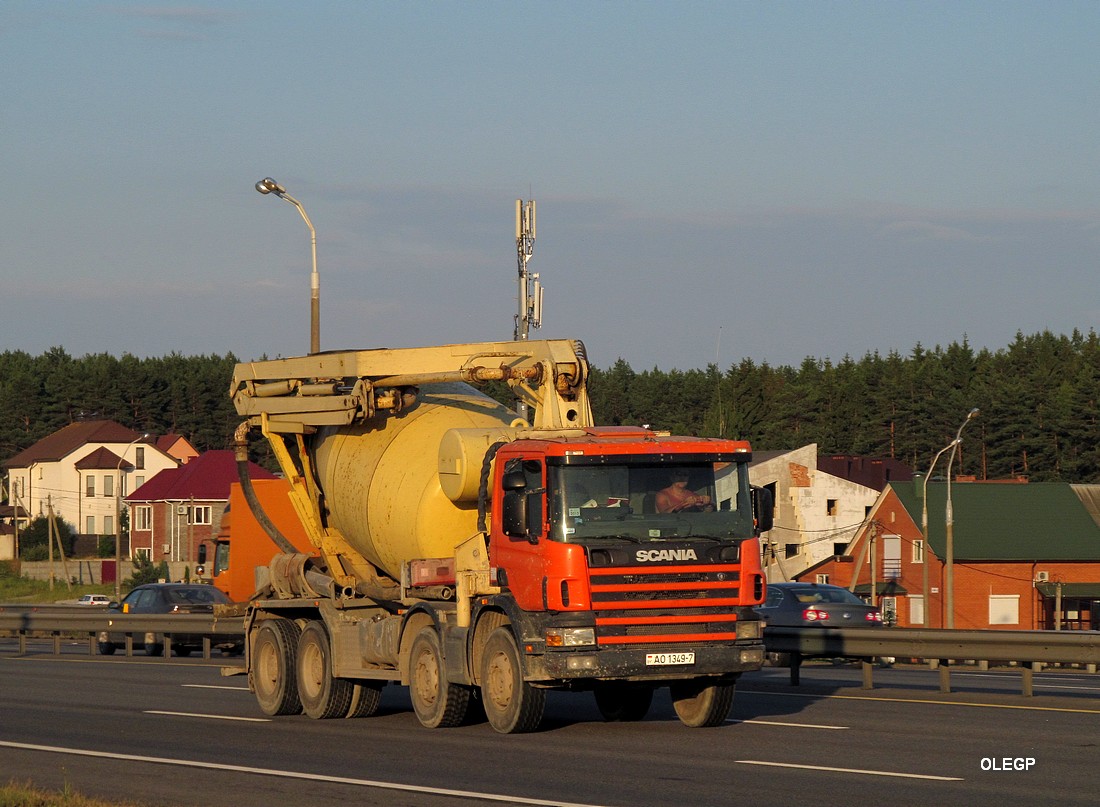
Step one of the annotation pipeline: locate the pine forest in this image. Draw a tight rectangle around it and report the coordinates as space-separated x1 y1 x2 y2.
1 329 1098 484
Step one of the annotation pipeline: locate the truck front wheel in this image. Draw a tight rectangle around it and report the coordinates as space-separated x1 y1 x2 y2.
409 627 469 728
669 679 735 728
253 618 303 716
480 628 545 734
297 621 354 719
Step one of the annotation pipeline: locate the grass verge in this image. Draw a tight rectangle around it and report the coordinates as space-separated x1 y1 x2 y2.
0 781 154 807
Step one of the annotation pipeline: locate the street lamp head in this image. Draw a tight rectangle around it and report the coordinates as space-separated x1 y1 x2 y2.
255 177 286 195
967 408 980 420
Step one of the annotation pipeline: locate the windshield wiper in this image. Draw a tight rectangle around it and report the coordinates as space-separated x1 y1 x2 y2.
580 534 644 544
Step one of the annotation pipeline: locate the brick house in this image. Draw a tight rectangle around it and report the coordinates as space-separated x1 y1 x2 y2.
125 450 275 565
802 480 1100 630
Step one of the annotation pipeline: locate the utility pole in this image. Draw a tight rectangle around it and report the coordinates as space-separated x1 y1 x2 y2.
513 199 543 420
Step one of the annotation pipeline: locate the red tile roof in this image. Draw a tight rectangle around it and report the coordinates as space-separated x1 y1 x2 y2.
3 420 144 468
126 450 276 503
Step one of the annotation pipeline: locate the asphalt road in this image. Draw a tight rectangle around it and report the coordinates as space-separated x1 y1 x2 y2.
2 641 1098 806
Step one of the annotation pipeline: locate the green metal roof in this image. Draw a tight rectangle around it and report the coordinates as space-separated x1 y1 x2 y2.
1035 582 1100 598
891 481 1100 562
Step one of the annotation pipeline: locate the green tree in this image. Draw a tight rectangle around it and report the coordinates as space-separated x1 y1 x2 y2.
18 515 75 562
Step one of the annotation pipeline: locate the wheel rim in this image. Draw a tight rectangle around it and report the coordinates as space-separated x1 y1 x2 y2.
413 646 439 708
485 650 514 711
301 641 323 701
256 638 278 697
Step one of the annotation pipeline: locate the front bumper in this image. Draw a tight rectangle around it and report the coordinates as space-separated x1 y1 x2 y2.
526 641 765 683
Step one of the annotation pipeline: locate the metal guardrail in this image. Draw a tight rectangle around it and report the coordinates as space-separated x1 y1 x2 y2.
4 607 1099 696
764 626 1100 696
0 605 245 660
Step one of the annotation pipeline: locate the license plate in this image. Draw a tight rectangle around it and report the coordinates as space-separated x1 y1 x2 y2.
645 652 695 666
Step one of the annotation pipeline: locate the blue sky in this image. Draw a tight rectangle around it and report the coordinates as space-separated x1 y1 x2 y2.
2 1 1098 370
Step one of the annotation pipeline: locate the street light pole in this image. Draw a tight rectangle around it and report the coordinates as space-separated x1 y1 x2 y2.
944 408 980 629
255 177 319 355
115 434 149 603
921 438 959 628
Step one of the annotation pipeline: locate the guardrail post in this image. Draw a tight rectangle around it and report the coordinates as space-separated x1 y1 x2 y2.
939 660 951 693
87 635 96 656
1021 663 1036 697
789 652 802 686
861 659 874 689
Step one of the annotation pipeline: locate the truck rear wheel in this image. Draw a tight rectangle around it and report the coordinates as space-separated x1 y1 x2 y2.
480 627 544 734
297 621 354 719
409 627 469 728
346 682 385 719
669 680 735 728
253 618 302 716
594 683 653 722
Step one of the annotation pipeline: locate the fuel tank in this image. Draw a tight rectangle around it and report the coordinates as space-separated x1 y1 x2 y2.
311 382 521 581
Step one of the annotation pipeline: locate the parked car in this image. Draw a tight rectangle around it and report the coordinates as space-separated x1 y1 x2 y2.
754 582 883 666
97 583 241 657
76 594 111 606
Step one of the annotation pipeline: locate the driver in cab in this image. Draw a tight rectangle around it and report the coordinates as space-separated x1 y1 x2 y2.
655 471 712 513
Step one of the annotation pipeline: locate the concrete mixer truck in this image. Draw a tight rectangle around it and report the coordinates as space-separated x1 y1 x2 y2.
229 338 771 733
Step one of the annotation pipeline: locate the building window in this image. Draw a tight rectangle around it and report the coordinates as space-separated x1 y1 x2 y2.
784 543 800 558
86 476 95 497
833 542 848 557
883 535 901 580
135 447 145 470
86 516 95 534
103 515 114 535
135 476 145 490
134 506 152 531
826 498 838 516
815 574 829 584
104 475 114 498
989 594 1020 625
909 595 925 626
912 540 924 563
190 506 212 525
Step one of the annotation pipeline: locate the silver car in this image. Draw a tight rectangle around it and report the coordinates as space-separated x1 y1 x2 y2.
755 582 883 666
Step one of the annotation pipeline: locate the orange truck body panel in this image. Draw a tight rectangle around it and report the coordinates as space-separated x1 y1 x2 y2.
212 479 312 602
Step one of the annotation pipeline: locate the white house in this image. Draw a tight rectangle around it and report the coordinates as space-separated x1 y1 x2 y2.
2 420 178 537
749 444 912 582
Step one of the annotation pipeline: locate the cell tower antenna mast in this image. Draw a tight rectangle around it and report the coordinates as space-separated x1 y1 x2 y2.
514 199 542 341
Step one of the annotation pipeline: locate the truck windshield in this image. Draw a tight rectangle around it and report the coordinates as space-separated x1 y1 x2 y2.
548 461 754 544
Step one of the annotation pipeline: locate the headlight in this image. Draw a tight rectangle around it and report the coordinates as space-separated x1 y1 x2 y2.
546 627 596 647
736 620 762 641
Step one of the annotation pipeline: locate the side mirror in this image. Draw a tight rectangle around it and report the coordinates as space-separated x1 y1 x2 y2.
502 490 529 539
197 544 207 565
502 469 527 491
751 486 774 534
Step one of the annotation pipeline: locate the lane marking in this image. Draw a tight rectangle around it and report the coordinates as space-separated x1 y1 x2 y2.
0 741 616 807
727 719 848 730
145 710 270 723
740 689 1100 714
736 760 963 781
